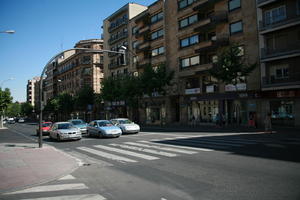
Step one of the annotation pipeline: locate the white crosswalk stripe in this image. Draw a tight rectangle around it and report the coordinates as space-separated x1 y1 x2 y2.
94 145 159 160
58 175 76 180
109 143 177 157
77 146 137 163
21 194 106 200
5 183 89 194
140 140 214 151
124 142 198 154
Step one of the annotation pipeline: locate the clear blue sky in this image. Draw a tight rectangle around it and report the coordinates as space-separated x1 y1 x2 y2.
0 0 155 103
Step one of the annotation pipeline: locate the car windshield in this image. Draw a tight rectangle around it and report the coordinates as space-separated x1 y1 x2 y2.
71 120 85 125
57 123 73 129
98 121 113 127
118 119 133 124
43 123 52 127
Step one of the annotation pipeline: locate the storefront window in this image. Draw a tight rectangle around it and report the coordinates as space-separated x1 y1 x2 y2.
270 101 295 126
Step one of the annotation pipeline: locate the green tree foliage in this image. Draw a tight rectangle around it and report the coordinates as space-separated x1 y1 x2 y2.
0 88 13 114
21 102 33 116
6 102 21 117
209 44 257 85
74 85 94 111
58 93 74 114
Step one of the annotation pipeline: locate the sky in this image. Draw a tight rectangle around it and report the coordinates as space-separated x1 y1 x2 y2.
0 0 155 103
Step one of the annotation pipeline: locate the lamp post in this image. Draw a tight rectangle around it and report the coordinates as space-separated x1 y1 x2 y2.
0 78 15 128
0 30 15 34
38 47 126 148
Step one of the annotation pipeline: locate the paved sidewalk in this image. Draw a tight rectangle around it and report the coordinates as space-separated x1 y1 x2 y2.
0 143 79 194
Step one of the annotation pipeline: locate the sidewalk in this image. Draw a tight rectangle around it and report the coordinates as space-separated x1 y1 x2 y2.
0 142 79 194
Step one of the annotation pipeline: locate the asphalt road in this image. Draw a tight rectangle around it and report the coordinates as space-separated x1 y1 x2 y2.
2 122 300 200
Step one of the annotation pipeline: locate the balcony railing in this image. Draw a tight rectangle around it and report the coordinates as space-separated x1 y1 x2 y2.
193 0 222 11
261 43 300 59
135 26 150 38
259 16 300 33
108 18 128 33
257 0 279 7
262 75 300 88
194 11 228 32
108 32 128 45
195 34 229 53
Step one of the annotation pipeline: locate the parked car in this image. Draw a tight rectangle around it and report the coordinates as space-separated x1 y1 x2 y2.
68 119 87 134
18 118 25 123
36 122 53 136
110 118 140 134
87 120 122 138
49 122 82 141
7 118 15 124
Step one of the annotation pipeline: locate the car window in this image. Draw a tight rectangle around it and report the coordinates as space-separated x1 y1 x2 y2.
98 121 113 127
71 120 85 125
118 119 133 124
57 123 73 129
43 123 52 127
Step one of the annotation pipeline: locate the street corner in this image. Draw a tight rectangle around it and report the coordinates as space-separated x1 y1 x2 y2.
0 143 79 194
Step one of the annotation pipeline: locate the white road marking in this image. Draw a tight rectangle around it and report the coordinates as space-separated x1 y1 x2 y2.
20 194 106 200
124 142 198 154
109 143 177 157
77 147 137 163
94 145 159 160
139 140 213 151
5 184 88 194
58 175 76 180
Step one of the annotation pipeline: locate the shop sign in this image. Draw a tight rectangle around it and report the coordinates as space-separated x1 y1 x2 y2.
206 85 215 93
185 88 201 94
225 83 247 91
277 91 295 98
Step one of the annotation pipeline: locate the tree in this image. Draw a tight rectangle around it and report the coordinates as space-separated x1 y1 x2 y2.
6 102 21 117
209 44 257 86
21 102 34 117
74 85 94 111
140 63 174 98
58 93 74 115
0 88 13 128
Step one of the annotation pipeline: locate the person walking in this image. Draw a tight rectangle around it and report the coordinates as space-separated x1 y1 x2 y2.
264 113 272 133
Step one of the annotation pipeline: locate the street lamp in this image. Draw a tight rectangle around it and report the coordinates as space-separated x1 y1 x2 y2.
0 78 15 129
0 30 15 34
38 47 126 148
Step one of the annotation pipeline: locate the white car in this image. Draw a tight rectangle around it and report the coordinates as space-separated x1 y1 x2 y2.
49 122 82 141
18 118 25 123
110 118 140 134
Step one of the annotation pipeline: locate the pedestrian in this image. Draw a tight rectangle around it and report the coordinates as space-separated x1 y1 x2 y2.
264 113 272 133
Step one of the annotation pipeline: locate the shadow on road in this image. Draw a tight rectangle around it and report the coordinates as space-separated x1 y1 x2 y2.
152 132 300 163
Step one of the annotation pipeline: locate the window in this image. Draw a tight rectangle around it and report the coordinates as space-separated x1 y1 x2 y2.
132 41 138 49
180 34 199 47
151 29 164 40
270 64 289 79
178 0 196 9
264 6 286 25
132 26 138 34
228 0 241 11
230 21 243 35
151 46 164 57
179 14 198 28
151 12 163 24
180 55 200 68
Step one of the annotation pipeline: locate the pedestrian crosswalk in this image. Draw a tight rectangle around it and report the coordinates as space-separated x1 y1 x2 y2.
3 175 107 200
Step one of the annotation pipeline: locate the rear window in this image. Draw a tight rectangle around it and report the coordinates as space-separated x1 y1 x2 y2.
58 123 73 129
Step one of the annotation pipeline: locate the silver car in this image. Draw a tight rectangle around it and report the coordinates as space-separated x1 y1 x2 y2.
49 122 82 141
110 118 140 134
87 120 122 138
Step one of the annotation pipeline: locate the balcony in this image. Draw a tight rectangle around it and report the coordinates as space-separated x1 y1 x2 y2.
194 11 228 32
135 26 150 38
257 0 279 8
193 0 222 12
259 16 300 34
261 44 300 61
262 75 300 89
108 32 128 45
195 34 229 53
108 18 128 33
136 59 151 69
136 41 150 53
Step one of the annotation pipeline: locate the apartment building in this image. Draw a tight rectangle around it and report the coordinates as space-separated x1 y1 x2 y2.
103 0 261 126
166 0 260 126
53 39 104 96
26 76 40 107
257 0 300 127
